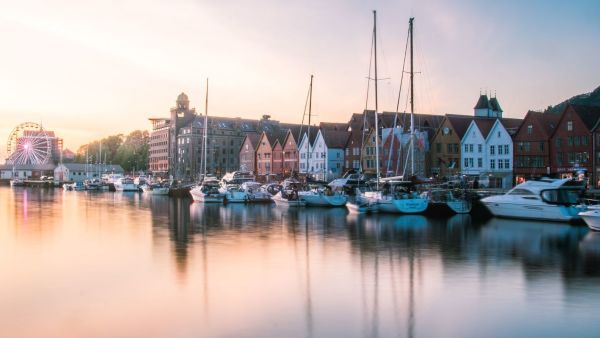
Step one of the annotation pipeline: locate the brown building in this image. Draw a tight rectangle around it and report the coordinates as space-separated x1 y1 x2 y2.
513 111 559 182
281 127 302 175
550 104 600 182
429 114 473 178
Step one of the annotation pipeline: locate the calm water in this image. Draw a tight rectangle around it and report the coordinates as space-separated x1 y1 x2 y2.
2 187 600 338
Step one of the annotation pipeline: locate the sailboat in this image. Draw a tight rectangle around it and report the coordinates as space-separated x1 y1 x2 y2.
295 75 348 207
354 13 429 214
190 79 225 203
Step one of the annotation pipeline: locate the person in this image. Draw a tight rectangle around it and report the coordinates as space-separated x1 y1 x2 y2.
472 178 479 189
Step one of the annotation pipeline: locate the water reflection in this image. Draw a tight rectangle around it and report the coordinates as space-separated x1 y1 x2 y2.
3 187 600 337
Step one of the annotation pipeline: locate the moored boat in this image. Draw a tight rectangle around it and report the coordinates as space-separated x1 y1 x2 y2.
190 177 225 203
480 177 586 222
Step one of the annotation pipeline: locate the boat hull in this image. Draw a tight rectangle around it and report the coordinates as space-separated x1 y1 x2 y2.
190 187 224 203
481 201 583 222
151 188 170 195
579 210 600 231
273 193 306 207
377 198 429 214
300 193 347 207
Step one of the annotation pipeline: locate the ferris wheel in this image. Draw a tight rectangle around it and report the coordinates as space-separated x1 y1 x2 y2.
6 122 53 165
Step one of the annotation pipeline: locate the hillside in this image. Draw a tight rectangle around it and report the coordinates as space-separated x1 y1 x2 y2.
545 85 600 114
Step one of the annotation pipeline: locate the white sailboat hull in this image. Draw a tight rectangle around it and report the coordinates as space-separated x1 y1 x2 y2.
299 192 347 207
376 197 429 214
273 192 306 207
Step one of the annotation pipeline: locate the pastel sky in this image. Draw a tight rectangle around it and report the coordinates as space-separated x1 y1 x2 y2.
1 0 599 159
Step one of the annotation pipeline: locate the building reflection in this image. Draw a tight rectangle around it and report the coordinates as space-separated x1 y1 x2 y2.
145 198 600 336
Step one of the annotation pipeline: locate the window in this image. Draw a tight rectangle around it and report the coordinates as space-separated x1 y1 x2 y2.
498 146 503 155
497 131 501 138
504 145 509 154
490 159 495 169
504 159 510 169
556 138 561 148
574 136 580 146
568 136 573 146
567 121 573 131
582 135 589 146
454 144 459 153
527 125 533 134
464 144 468 152
447 144 452 153
469 144 474 152
490 145 495 155
464 158 469 168
469 158 474 168
478 144 482 153
539 142 544 151
498 160 503 169
478 158 482 167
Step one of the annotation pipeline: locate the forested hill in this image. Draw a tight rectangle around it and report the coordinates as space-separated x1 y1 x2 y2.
545 85 600 114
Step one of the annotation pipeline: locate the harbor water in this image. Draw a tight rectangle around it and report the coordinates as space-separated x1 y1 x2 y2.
1 186 600 337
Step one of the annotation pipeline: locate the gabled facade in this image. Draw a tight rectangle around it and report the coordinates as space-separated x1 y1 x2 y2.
298 130 317 174
513 111 558 182
361 129 383 175
308 129 349 181
550 104 600 182
429 115 473 178
281 129 300 175
239 133 260 174
461 118 515 188
255 132 276 176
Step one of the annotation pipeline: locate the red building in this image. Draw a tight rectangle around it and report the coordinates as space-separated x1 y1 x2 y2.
239 133 261 174
550 104 600 182
281 128 301 175
513 111 559 182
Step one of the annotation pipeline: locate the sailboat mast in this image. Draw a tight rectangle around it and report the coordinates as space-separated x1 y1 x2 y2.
203 78 209 178
307 75 313 179
373 10 380 190
409 17 415 176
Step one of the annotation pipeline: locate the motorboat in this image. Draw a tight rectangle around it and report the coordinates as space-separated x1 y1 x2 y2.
579 209 600 231
272 191 306 207
10 178 25 187
299 187 347 207
134 175 148 186
84 178 103 191
190 177 225 203
347 190 378 214
142 183 169 195
424 188 472 214
222 184 247 203
241 181 272 203
221 170 255 185
480 177 587 222
272 179 306 207
114 177 139 192
63 181 85 191
262 183 282 196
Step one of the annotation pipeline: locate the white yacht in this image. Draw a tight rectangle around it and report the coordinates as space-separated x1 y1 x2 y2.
240 181 272 203
190 177 225 203
272 178 306 207
424 189 472 214
299 187 347 207
480 178 586 222
114 177 139 192
579 209 600 231
361 179 429 214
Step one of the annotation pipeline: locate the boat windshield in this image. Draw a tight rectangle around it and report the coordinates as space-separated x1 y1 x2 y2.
540 189 581 205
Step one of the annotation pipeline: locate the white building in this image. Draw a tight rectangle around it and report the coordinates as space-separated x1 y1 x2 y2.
298 129 349 181
0 163 56 180
461 119 516 188
54 163 124 182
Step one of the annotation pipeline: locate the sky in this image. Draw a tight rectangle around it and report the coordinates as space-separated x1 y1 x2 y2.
1 0 599 159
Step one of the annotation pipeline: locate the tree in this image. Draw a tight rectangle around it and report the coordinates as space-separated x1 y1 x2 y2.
75 130 148 173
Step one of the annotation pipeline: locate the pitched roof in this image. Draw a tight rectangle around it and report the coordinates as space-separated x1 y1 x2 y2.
474 94 491 109
473 119 497 138
243 132 261 149
445 114 474 139
319 122 348 131
499 117 523 135
0 163 56 171
489 97 503 112
569 104 600 131
321 129 350 149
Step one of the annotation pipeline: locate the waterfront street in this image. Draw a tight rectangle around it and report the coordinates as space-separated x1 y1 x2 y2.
2 186 600 338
